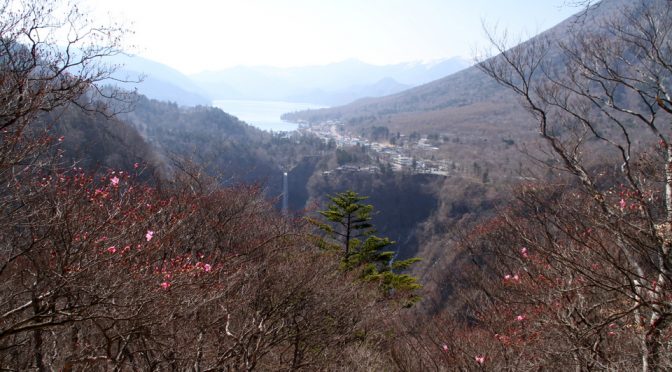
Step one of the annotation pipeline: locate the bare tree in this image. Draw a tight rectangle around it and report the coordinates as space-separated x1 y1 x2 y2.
0 0 133 160
456 0 672 370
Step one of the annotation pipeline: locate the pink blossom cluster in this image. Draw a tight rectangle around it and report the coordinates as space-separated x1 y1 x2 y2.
105 245 132 255
195 261 212 272
153 253 216 290
503 273 521 283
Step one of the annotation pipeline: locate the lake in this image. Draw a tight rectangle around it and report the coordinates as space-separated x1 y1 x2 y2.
212 99 325 132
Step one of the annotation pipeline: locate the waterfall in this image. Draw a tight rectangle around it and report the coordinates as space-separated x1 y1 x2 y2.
282 172 288 214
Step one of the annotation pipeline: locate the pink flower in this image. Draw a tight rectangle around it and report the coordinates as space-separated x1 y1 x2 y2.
619 198 626 209
134 162 140 169
110 176 119 186
475 355 485 364
516 315 526 321
160 281 171 289
520 247 529 258
145 230 154 242
504 274 521 282
58 136 65 142
106 246 117 254
442 344 448 352
203 263 212 272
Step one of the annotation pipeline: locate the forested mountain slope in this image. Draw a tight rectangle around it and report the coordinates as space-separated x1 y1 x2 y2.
285 0 632 138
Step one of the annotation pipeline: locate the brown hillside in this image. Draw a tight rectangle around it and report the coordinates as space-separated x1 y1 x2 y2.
285 0 631 139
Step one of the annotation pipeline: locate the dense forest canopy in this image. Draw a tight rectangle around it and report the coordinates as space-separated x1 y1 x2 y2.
1 0 671 370
0 0 419 369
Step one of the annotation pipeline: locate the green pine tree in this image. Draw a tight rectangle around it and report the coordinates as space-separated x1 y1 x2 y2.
309 191 421 306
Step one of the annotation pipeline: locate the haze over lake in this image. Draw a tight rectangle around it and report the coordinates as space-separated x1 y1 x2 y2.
213 100 326 132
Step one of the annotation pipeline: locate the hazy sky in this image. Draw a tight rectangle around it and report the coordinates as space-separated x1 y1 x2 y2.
82 0 581 74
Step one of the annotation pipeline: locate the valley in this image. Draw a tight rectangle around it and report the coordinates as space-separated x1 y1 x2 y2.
300 119 507 180
2 0 671 369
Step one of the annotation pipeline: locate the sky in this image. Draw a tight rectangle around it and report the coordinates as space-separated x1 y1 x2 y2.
81 0 582 75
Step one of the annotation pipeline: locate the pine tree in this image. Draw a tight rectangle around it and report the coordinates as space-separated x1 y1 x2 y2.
309 191 421 306
310 191 372 258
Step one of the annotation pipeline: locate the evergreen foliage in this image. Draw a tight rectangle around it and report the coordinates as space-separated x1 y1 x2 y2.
310 191 421 306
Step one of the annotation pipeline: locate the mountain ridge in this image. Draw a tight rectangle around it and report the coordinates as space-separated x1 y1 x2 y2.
283 0 631 134
190 57 471 106
110 54 212 107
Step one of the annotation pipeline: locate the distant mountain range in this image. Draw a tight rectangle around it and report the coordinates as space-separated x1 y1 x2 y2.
282 58 527 138
190 58 471 106
109 55 213 107
285 0 631 135
108 56 470 108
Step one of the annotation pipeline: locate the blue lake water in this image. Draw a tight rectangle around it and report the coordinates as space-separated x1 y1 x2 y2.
212 99 325 132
